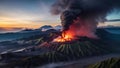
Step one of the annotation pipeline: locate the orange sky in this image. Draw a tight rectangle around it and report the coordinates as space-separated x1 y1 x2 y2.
0 22 59 29
0 16 60 29
0 22 42 29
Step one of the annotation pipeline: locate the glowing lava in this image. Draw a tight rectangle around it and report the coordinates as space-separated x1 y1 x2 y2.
53 30 75 42
53 22 79 42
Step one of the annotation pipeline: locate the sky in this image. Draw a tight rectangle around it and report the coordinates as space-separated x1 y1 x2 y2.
0 0 120 31
0 0 59 29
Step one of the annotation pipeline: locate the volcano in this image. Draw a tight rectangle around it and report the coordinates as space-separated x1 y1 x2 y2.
0 0 120 67
0 31 112 68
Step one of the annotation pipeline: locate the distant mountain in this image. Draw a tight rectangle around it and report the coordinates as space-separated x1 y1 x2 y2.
40 25 53 29
21 29 34 32
39 25 62 31
39 25 53 31
54 25 62 30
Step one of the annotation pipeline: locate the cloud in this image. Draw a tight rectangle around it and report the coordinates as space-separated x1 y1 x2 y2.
107 19 120 22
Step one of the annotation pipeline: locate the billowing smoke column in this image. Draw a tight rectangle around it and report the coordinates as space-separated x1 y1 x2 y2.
51 0 120 39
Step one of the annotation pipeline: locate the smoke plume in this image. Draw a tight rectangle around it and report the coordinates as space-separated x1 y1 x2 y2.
51 0 120 38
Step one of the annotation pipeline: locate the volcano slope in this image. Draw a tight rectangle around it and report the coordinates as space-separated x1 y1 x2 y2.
87 57 120 68
0 35 112 68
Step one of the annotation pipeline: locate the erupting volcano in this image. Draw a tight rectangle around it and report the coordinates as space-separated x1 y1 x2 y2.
51 0 120 42
0 0 120 68
53 10 99 42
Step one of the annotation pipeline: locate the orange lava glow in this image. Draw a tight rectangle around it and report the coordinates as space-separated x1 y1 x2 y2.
53 21 79 42
53 31 75 42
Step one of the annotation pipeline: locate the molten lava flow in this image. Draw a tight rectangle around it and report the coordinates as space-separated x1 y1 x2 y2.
53 30 75 42
53 22 79 42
